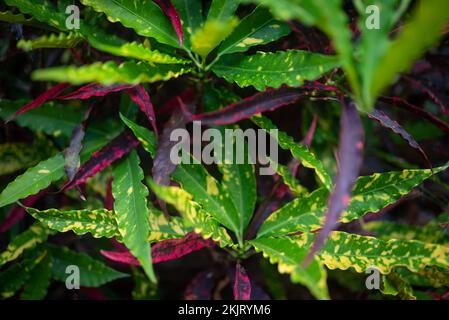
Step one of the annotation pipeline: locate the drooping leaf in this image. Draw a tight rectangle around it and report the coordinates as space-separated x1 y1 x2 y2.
126 86 158 135
368 109 431 168
112 150 155 282
62 133 140 190
0 223 54 266
48 245 128 287
79 0 181 48
233 262 252 300
120 113 157 157
17 32 83 51
32 61 192 85
305 99 364 265
25 207 119 239
258 163 449 238
191 17 239 59
216 6 290 57
148 180 235 248
371 0 449 105
58 83 135 100
21 251 52 300
250 236 329 300
212 50 340 91
153 0 184 45
251 115 333 191
7 83 70 120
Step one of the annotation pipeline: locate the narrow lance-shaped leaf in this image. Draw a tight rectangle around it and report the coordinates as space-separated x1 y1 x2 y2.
7 82 70 121
48 245 128 287
368 109 431 168
58 83 135 100
234 263 252 300
32 61 192 86
172 0 203 49
79 0 181 48
17 32 83 51
212 50 340 91
0 10 42 27
208 0 240 22
304 99 364 265
120 114 157 157
0 223 55 266
153 0 184 45
126 86 158 135
21 251 52 300
113 151 156 282
63 133 140 190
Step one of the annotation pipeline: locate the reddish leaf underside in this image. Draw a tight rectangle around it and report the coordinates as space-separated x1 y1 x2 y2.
304 99 364 265
126 85 158 135
101 232 215 265
368 109 432 168
153 0 184 45
58 83 135 100
62 133 140 190
233 263 252 301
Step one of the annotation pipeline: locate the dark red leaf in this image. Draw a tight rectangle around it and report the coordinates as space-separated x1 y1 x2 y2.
185 84 337 126
153 0 184 45
126 85 158 135
62 133 140 190
157 88 195 115
403 75 449 115
7 82 70 121
0 190 46 233
58 83 135 100
104 176 114 210
233 263 252 301
368 109 432 169
184 271 215 300
101 232 215 265
380 96 449 133
303 98 364 266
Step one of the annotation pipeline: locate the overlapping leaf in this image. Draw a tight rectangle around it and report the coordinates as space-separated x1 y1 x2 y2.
18 32 83 51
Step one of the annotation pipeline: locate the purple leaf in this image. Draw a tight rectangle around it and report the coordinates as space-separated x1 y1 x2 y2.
303 99 364 266
58 83 135 100
233 262 252 301
185 84 337 126
7 82 70 120
126 85 158 135
62 133 140 190
184 271 215 300
368 109 432 168
380 96 449 134
101 232 215 265
0 190 46 232
153 0 184 45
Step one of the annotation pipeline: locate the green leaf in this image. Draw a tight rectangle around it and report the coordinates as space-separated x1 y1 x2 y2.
82 24 188 64
17 32 83 51
21 251 52 300
147 205 192 243
191 17 239 59
112 150 155 282
25 207 119 239
0 143 42 176
381 270 416 300
48 245 128 287
0 99 85 137
250 236 330 300
172 164 241 244
272 161 307 197
32 60 192 85
148 180 235 248
0 10 43 27
79 0 180 48
371 0 449 106
0 223 55 266
4 0 68 30
212 50 340 91
207 0 240 22
132 268 158 300
251 115 332 191
0 250 47 299
120 113 157 157
172 0 203 48
216 6 291 57
258 164 449 237
0 135 110 208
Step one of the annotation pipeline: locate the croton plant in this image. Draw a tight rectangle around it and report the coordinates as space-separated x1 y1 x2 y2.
1 0 449 300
